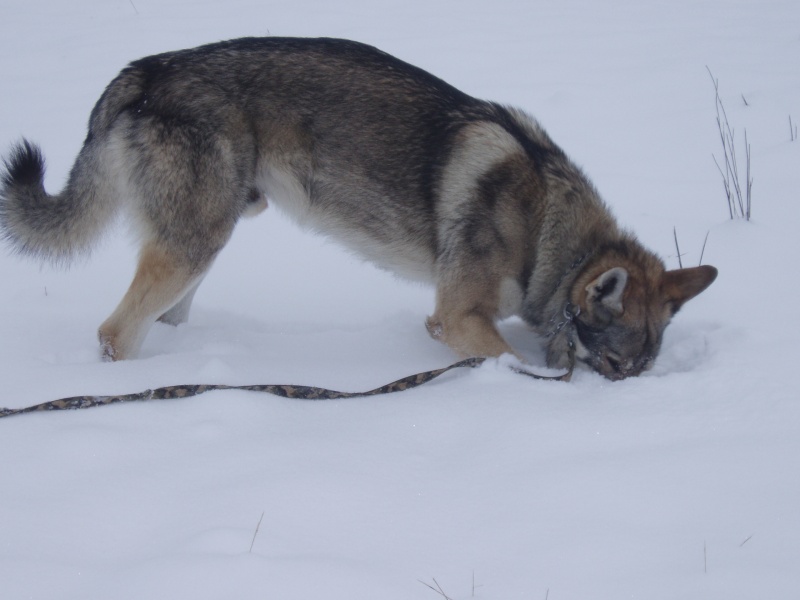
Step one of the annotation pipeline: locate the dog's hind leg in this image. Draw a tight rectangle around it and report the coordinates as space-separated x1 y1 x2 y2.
157 276 205 326
98 242 217 361
97 109 255 359
155 190 265 328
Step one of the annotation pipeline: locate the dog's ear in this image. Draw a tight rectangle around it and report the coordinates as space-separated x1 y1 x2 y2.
585 267 628 316
661 265 718 314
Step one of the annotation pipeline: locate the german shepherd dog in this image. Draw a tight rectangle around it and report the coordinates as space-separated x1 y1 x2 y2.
0 37 717 380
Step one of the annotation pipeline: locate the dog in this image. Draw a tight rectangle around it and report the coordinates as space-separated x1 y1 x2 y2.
0 37 717 380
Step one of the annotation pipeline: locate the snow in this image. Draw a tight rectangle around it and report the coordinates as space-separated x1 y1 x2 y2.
1 0 799 598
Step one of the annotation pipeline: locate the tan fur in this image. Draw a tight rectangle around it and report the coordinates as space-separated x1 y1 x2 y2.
427 271 518 359
98 243 200 360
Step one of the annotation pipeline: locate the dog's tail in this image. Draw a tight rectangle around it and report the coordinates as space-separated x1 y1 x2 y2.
0 67 146 265
0 136 123 265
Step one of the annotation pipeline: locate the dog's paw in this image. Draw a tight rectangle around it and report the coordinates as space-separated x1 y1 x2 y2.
425 317 444 340
98 331 117 362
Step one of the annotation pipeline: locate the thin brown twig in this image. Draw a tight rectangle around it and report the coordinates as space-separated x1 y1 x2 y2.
699 231 710 266
673 226 683 269
707 67 752 221
418 578 454 600
249 511 265 553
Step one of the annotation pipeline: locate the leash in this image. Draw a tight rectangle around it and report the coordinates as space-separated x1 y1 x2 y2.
0 350 574 419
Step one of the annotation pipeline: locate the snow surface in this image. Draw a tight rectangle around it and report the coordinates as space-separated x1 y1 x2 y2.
1 1 799 598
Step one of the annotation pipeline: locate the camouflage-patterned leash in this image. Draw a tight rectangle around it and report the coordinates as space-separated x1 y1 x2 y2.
0 351 574 419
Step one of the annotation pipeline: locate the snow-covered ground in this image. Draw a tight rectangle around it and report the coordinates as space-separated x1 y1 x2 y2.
1 1 798 598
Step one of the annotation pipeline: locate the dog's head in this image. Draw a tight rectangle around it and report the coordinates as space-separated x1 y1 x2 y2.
568 257 717 381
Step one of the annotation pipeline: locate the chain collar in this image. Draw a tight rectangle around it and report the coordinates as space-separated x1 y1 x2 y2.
544 250 590 339
548 301 581 338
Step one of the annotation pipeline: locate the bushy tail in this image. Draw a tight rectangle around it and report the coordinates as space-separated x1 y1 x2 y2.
0 137 120 265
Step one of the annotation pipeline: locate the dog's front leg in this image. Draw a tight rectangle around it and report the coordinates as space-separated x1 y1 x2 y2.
426 278 519 359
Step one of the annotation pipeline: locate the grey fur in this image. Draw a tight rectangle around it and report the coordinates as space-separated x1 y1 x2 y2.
0 37 717 377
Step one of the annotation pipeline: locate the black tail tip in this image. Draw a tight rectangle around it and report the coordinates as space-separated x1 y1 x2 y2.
2 139 46 189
